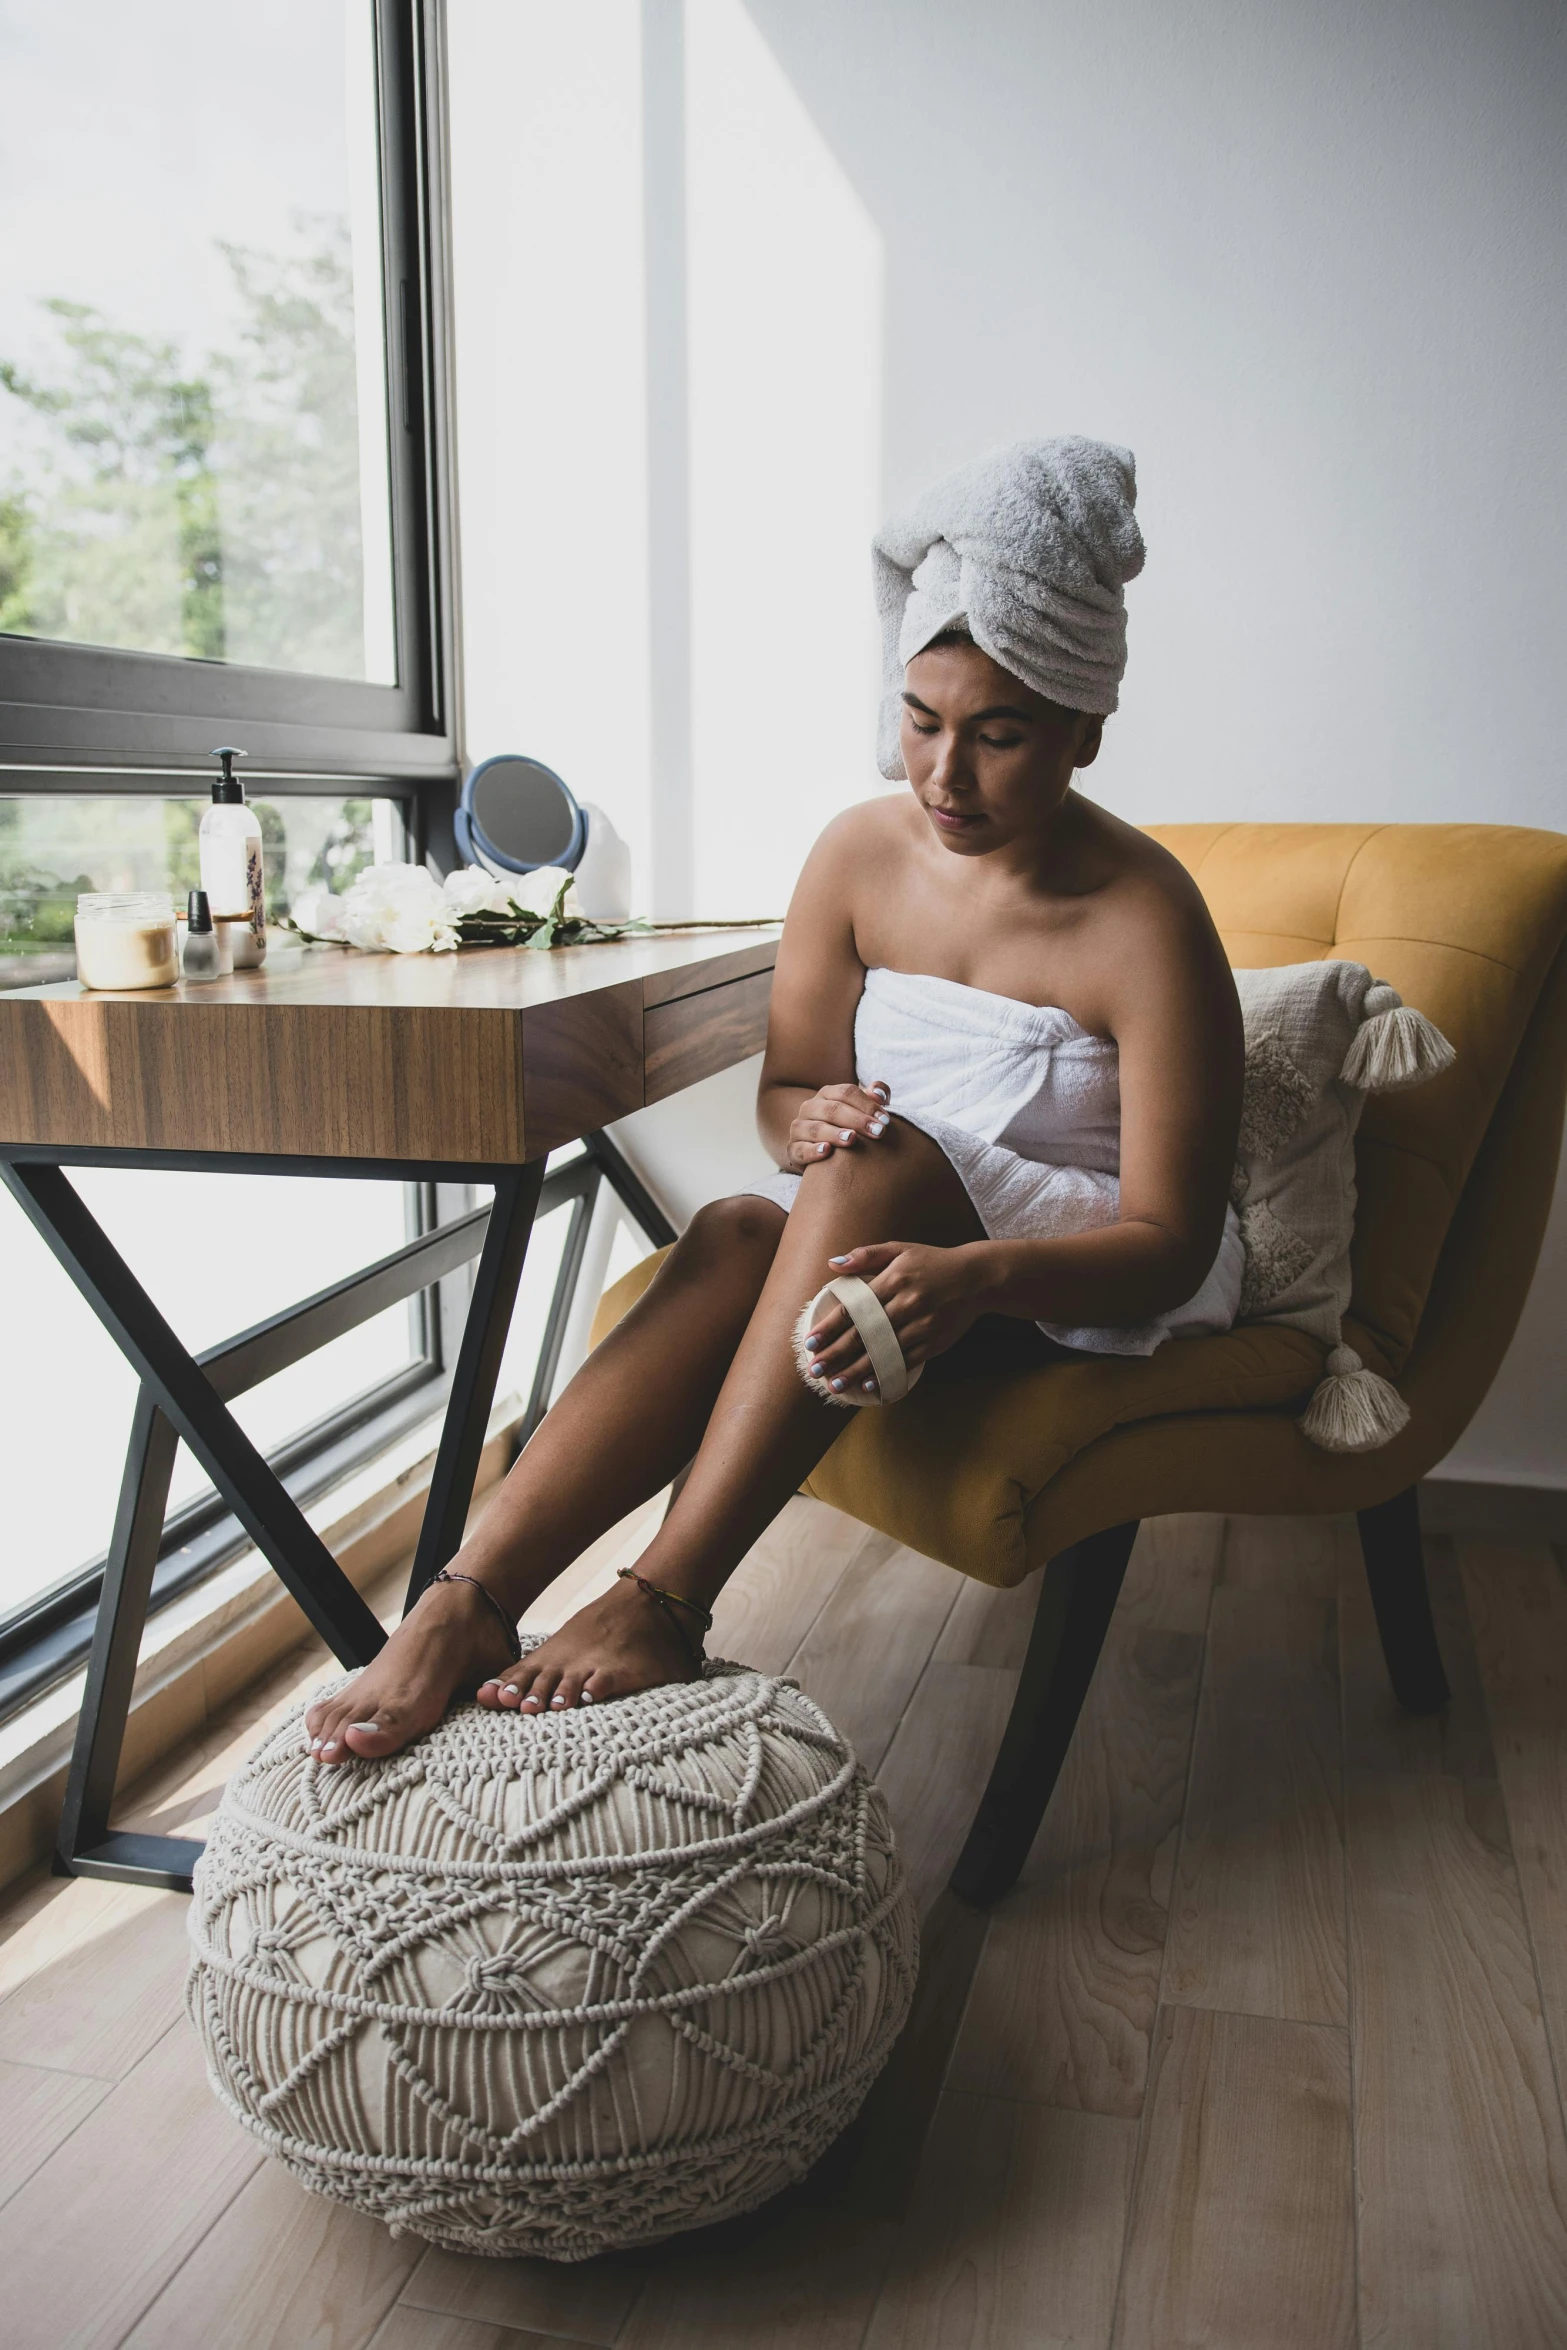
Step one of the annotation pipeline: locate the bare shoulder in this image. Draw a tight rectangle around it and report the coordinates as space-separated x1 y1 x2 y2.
1085 804 1236 1021
786 795 918 924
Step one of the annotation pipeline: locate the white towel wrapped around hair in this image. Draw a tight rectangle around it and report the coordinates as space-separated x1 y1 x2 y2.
874 436 1145 778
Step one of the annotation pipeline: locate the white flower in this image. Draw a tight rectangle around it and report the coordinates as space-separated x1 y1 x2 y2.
340 862 461 954
290 887 347 940
506 865 577 918
441 866 517 918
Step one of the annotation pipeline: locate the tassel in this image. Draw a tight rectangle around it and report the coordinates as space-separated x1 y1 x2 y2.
1339 984 1456 1093
1299 1344 1411 1452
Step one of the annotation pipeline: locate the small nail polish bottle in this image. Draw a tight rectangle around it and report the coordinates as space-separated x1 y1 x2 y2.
182 888 222 982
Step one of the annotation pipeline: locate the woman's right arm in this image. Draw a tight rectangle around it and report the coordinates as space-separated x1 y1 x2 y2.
756 813 887 1171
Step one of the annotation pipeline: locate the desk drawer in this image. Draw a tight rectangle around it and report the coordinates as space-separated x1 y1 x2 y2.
643 968 773 1104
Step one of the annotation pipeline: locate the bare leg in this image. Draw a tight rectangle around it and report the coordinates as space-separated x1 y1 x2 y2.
494 1122 981 1714
303 1195 786 1761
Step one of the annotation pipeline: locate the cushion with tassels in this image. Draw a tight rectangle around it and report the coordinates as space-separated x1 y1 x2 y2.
1230 961 1455 1451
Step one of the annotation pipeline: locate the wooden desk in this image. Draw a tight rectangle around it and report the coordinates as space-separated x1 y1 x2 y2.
0 927 779 1164
0 928 777 1892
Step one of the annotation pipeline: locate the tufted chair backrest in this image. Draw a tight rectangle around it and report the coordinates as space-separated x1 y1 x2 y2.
1146 824 1567 1372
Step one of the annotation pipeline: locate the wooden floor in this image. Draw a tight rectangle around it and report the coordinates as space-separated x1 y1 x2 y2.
5 1499 1567 2348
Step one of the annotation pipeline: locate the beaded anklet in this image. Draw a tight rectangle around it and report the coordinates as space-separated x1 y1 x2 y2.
616 1566 712 1667
431 1566 523 1663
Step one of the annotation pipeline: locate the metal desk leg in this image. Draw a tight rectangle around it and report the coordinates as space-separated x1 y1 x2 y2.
403 1160 546 1613
54 1391 202 1890
0 1160 387 1670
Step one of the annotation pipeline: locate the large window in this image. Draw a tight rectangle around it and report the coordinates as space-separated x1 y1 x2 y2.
0 3 466 1712
0 4 395 686
0 0 455 787
0 790 399 985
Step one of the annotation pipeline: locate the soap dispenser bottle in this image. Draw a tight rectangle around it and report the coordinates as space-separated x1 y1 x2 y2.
199 745 266 967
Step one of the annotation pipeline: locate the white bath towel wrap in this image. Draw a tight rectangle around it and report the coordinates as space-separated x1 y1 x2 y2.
874 436 1146 778
749 969 1243 1358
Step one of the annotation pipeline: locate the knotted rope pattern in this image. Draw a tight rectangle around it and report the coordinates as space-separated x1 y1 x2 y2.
186 1647 918 2261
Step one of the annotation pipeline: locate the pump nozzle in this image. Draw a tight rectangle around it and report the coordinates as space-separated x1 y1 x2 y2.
210 745 247 804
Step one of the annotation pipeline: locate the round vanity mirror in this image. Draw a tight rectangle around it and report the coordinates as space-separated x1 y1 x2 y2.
458 754 586 874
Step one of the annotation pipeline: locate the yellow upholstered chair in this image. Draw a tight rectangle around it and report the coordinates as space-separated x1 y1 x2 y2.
593 825 1567 1905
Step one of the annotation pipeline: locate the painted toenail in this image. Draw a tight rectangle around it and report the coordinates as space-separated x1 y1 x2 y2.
829 1377 845 1392
310 1738 322 1752
322 1741 339 1756
501 1683 519 1695
550 1695 566 1708
580 1690 596 1703
349 1721 380 1732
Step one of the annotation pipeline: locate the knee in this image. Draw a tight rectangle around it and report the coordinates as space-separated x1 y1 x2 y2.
673 1193 786 1271
797 1119 944 1202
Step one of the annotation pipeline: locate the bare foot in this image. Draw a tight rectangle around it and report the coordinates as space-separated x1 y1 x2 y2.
477 1575 702 1713
303 1575 521 1765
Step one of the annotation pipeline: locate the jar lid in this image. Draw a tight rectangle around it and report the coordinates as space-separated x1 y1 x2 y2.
76 891 176 921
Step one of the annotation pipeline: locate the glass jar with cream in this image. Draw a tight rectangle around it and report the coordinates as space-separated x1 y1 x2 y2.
73 891 179 990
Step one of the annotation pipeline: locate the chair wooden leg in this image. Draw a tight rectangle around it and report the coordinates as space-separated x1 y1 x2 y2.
948 1521 1140 1909
1356 1484 1450 1714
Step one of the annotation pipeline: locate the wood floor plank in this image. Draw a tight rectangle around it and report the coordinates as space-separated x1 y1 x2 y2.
863 2091 1136 2350
1220 1511 1351 1599
0 1879 192 2077
787 1538 962 1777
1348 1766 1567 2347
1458 1537 1567 2095
873 1662 1018 1915
400 2241 646 2344
709 1496 873 1676
373 2312 579 2350
117 1637 341 1843
948 1619 1204 2116
0 1866 158 2000
1341 1528 1496 1779
932 1567 1042 1669
1162 1587 1347 2024
123 2160 420 2350
0 2055 111 2209
617 2206 894 2350
1112 2006 1355 2350
1117 1512 1226 1633
0 2018 260 2350
806 1888 992 2224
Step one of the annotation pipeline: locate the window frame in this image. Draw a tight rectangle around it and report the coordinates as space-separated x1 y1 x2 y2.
0 0 461 830
0 0 482 1712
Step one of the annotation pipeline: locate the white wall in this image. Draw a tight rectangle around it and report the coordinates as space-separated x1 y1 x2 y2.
746 0 1567 832
450 0 1567 1483
735 0 1567 1480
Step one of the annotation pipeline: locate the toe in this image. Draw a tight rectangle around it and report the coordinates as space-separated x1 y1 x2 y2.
520 1667 560 1713
342 1713 404 1758
475 1679 503 1708
552 1670 586 1709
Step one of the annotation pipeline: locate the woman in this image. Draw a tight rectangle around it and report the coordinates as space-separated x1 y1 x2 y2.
305 436 1243 1763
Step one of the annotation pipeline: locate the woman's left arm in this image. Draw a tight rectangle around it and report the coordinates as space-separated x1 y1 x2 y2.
820 883 1243 1365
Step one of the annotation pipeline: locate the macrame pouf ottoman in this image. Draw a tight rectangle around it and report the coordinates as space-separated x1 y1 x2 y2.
186 1654 917 2261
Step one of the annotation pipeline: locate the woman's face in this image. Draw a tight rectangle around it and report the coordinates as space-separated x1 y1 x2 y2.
900 640 1101 859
